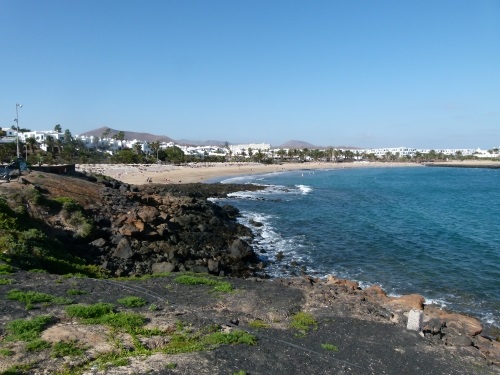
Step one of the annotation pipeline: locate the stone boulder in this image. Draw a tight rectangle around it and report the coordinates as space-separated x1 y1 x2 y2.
114 238 134 259
151 262 176 274
229 239 254 260
387 294 425 311
136 206 160 223
326 275 360 290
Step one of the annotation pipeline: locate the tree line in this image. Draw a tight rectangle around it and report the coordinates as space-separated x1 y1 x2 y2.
0 125 497 166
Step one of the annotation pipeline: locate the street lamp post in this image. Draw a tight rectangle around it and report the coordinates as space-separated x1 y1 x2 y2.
15 103 23 158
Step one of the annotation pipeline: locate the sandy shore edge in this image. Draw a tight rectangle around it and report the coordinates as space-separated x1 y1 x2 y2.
77 161 426 185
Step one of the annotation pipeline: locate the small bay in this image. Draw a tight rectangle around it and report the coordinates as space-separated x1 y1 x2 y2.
218 166 500 328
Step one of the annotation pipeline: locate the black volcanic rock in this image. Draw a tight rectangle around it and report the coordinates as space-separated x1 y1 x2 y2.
13 172 265 278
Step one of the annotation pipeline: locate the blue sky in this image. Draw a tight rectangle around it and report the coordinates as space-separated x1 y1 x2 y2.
1 0 499 148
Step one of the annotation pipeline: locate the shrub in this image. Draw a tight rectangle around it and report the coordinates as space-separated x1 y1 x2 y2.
53 197 80 212
52 340 86 358
321 343 339 352
7 289 53 306
117 296 147 308
6 316 53 341
26 339 51 352
175 274 234 292
0 263 15 274
0 348 15 356
203 330 257 346
0 277 12 285
290 311 318 335
248 320 269 329
98 312 146 330
7 289 72 308
65 303 114 319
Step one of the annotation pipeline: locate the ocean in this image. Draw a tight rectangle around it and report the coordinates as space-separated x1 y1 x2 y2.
214 165 500 329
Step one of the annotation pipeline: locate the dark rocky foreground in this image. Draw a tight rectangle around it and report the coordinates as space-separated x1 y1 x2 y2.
0 171 498 374
0 270 498 374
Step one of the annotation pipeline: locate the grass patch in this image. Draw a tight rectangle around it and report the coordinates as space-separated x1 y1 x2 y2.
0 277 12 285
28 268 48 273
321 343 339 352
232 371 247 375
175 273 233 292
26 339 51 352
117 296 147 308
7 289 72 308
0 263 15 274
52 340 86 358
6 315 53 342
66 303 146 332
290 311 318 336
97 312 146 331
7 289 53 308
203 330 257 346
0 348 15 356
0 363 34 374
248 320 270 329
66 303 114 319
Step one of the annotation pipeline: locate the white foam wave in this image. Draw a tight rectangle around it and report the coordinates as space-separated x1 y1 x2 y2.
296 184 312 195
237 210 314 276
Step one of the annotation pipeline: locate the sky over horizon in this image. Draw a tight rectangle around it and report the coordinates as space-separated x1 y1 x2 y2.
1 0 499 149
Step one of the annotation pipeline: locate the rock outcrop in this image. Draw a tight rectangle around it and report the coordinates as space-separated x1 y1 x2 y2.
14 172 264 277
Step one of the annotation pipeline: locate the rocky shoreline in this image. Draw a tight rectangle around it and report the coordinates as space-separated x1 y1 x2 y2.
0 171 498 373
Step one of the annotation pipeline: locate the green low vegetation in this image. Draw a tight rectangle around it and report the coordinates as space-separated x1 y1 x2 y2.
117 296 147 308
0 277 12 285
52 340 86 358
290 311 318 337
321 343 339 352
175 273 234 292
26 339 51 352
0 195 104 277
0 348 14 356
248 319 270 329
5 315 53 342
0 363 34 374
65 303 114 319
7 289 73 309
0 263 15 274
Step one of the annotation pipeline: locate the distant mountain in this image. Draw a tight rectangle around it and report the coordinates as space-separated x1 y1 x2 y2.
278 140 317 149
78 127 175 143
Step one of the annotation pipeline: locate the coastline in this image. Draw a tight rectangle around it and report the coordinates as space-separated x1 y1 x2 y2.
75 160 500 331
1 169 498 372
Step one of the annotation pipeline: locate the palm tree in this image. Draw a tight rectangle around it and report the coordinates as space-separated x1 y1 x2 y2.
44 136 55 154
148 140 161 162
113 131 126 141
54 124 62 133
55 138 63 154
101 128 111 139
255 149 264 163
133 142 143 154
26 137 37 154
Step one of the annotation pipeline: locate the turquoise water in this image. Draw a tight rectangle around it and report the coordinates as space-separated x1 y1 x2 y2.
217 166 500 328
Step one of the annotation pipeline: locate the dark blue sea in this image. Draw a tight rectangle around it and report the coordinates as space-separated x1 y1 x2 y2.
214 166 500 328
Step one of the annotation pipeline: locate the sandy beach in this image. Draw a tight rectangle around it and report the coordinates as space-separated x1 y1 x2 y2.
76 161 423 185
